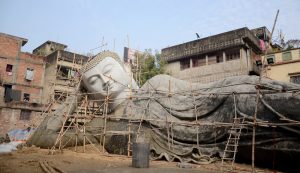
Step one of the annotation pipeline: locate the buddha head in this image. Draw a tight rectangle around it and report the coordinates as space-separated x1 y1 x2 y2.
81 51 138 109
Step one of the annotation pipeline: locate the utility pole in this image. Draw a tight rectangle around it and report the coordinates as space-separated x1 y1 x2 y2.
270 10 280 44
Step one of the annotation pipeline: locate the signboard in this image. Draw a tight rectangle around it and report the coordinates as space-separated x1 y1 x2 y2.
123 47 138 65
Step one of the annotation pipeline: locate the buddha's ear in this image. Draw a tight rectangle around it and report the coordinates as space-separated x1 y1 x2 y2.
79 81 88 93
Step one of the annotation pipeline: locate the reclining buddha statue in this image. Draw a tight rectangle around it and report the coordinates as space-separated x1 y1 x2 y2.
28 51 300 167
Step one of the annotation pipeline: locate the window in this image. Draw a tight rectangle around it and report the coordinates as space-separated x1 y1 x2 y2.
25 68 34 81
290 75 300 84
23 93 30 101
180 59 190 70
20 110 31 120
266 55 275 64
225 48 240 61
207 54 217 65
54 90 67 103
192 56 206 67
57 66 74 79
4 85 21 102
282 52 292 61
4 85 12 102
6 64 13 75
208 57 216 65
256 60 262 66
216 55 223 63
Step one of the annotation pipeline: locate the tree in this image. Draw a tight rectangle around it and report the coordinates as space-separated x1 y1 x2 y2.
134 49 166 86
284 39 300 49
273 31 300 50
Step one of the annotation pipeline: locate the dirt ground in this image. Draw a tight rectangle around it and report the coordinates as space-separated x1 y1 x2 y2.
0 145 274 173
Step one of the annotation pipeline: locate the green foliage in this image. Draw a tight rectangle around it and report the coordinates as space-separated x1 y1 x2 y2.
134 49 166 86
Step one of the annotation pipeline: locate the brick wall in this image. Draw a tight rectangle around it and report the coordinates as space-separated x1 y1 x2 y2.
0 108 43 135
0 57 16 83
0 33 45 104
0 35 20 59
0 34 21 83
13 86 42 103
15 53 45 103
18 52 44 86
0 33 46 135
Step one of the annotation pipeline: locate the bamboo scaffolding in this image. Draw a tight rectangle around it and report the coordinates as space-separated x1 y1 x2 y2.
127 81 132 156
46 84 300 169
43 51 300 173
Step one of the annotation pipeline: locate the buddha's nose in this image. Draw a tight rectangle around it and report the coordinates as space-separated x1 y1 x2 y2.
102 82 109 91
99 74 109 83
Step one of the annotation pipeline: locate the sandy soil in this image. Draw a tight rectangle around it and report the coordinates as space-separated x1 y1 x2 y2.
0 145 274 173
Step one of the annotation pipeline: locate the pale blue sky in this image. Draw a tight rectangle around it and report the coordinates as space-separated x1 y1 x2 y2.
1 0 299 56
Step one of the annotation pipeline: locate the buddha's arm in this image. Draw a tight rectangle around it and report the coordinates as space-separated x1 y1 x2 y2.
27 85 83 147
54 92 81 117
44 86 83 132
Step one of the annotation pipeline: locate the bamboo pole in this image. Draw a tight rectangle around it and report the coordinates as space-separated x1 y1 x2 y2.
127 73 134 157
252 88 259 172
75 109 78 152
102 86 109 153
190 80 199 147
83 95 88 153
127 100 132 156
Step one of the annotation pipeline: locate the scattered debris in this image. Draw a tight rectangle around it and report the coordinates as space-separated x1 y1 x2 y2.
176 162 195 169
0 141 23 153
0 134 10 144
39 160 66 173
7 128 35 142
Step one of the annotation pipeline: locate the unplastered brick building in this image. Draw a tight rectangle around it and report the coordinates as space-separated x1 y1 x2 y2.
0 33 45 135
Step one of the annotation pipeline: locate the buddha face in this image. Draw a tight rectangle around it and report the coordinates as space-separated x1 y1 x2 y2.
82 57 130 98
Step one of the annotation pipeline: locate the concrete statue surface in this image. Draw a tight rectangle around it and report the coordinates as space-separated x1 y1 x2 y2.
28 51 300 168
81 52 138 110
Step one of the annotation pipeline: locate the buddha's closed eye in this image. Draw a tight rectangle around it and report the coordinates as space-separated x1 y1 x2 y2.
88 76 99 85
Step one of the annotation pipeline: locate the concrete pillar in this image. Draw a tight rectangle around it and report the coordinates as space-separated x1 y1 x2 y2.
246 48 250 70
223 51 226 62
190 58 193 68
205 55 208 65
240 48 242 59
40 61 46 104
240 48 243 73
13 42 22 84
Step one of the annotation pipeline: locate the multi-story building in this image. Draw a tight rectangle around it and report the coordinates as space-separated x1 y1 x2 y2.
161 27 270 83
33 41 89 111
32 40 67 56
263 48 300 84
0 35 90 134
0 33 45 134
